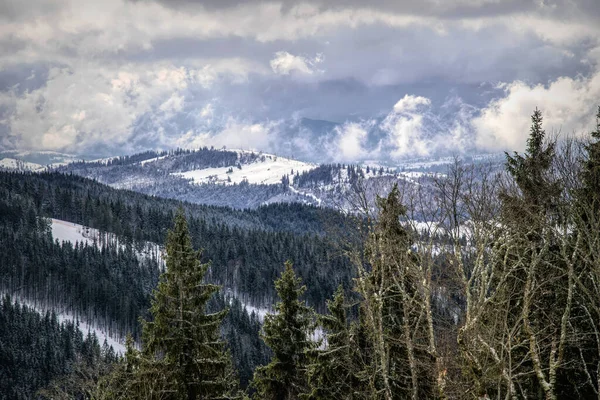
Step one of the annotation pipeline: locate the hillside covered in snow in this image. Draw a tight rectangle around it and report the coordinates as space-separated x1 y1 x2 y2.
56 147 505 210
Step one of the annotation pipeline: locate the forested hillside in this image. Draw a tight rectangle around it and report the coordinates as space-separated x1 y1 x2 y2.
3 108 600 399
0 170 353 394
0 171 354 307
0 296 116 400
57 147 310 209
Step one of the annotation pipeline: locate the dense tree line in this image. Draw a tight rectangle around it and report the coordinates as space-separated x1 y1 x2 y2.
0 196 160 338
0 170 354 395
0 170 354 307
245 107 600 399
0 295 116 400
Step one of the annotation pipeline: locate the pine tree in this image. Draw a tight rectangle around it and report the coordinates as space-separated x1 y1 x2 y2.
303 285 357 399
505 107 561 224
99 209 239 399
568 105 600 396
472 108 571 398
251 261 315 400
354 184 438 400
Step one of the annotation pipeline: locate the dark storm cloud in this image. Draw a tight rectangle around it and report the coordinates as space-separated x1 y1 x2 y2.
134 0 600 21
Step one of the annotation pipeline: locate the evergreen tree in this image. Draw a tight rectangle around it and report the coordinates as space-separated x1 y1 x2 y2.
505 107 561 225
303 285 357 399
467 108 573 398
568 105 600 397
251 261 315 400
355 184 439 399
101 209 239 399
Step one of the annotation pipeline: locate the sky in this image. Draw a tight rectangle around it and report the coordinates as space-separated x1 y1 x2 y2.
0 0 599 162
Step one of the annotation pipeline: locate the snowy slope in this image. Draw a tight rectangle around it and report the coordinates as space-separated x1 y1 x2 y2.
1 292 126 353
0 150 83 170
51 218 164 265
51 218 96 246
45 218 167 352
0 157 45 171
174 151 316 186
139 155 168 165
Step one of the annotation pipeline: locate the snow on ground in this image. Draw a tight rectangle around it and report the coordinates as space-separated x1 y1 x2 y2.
397 157 456 170
287 185 323 206
139 155 168 166
54 306 126 353
51 218 96 246
174 153 316 186
244 304 270 321
51 218 164 265
0 157 45 171
397 170 446 184
1 292 126 353
398 171 446 180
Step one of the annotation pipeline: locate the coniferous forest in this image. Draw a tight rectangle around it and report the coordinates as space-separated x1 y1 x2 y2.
2 107 600 399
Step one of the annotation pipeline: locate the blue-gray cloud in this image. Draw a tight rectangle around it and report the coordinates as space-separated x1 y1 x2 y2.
0 0 599 161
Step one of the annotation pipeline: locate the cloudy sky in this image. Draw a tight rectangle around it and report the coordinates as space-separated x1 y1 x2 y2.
1 0 599 162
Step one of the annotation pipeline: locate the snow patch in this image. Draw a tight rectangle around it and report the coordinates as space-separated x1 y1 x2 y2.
174 153 316 186
139 155 168 166
0 157 45 171
1 293 126 354
50 218 164 265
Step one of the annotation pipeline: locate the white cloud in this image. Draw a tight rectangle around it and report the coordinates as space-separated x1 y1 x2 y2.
1 0 599 159
175 119 281 152
199 103 214 119
2 0 597 70
270 51 322 76
393 94 431 113
381 95 433 158
159 93 185 115
472 69 600 151
329 121 372 161
4 63 199 152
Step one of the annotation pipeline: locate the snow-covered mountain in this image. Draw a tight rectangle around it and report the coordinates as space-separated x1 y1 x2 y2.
0 157 46 171
173 151 316 186
54 147 504 210
0 150 82 171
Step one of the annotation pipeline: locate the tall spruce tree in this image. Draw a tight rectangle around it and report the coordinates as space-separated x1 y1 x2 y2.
354 184 438 400
576 106 600 226
100 209 239 399
505 107 561 225
251 261 315 400
303 285 357 399
486 108 571 398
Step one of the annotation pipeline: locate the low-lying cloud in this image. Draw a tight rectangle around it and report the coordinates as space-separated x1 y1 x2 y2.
270 52 323 76
473 64 600 151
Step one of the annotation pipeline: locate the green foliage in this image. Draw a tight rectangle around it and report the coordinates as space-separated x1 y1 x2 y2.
358 184 438 399
576 105 600 222
251 261 315 400
504 108 561 218
303 285 358 399
0 295 113 400
0 171 354 310
99 211 240 399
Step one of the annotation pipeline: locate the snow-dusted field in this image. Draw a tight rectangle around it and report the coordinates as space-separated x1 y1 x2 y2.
51 218 164 264
0 157 45 171
139 155 168 165
51 218 97 246
174 153 316 186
